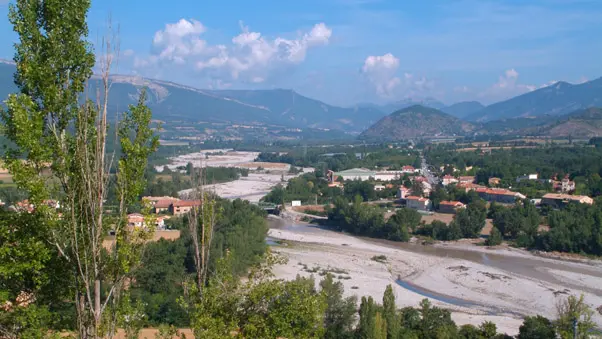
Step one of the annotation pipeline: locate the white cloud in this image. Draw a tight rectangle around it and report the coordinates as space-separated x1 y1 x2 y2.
361 54 437 99
362 53 401 97
481 68 537 102
137 19 331 84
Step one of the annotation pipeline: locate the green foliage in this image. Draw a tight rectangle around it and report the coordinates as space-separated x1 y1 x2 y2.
554 294 595 339
189 254 326 339
327 196 386 239
357 296 378 339
486 227 503 246
320 274 357 339
382 285 399 339
450 203 487 239
263 173 342 205
384 208 421 241
257 146 419 172
210 199 268 276
518 315 556 339
426 145 602 197
416 220 460 241
344 180 376 202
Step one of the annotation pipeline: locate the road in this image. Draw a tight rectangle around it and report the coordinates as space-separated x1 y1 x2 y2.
420 154 440 185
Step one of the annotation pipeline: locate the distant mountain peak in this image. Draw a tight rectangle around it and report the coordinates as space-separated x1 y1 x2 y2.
466 76 602 122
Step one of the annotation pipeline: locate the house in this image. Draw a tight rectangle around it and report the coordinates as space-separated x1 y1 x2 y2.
555 178 575 193
442 175 458 186
458 176 475 184
127 213 167 229
456 182 486 192
406 196 432 211
488 177 501 187
333 168 376 181
291 200 302 207
402 165 419 174
153 199 175 214
374 185 386 191
170 200 201 216
541 193 594 209
397 187 409 199
516 174 538 183
438 201 466 214
476 188 526 204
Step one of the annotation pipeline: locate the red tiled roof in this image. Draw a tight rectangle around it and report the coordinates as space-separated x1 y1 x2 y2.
402 165 415 170
172 200 201 207
154 199 175 208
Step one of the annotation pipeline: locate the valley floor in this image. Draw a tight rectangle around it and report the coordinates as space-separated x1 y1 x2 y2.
268 221 602 336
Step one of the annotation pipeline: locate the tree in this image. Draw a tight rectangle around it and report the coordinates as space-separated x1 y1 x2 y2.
357 296 377 339
2 1 159 337
451 203 487 238
372 312 388 339
411 180 424 197
382 285 399 339
555 294 595 339
486 227 503 246
320 274 357 339
382 208 420 241
518 315 556 339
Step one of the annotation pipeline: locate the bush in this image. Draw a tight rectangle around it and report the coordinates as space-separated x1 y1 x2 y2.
486 227 503 246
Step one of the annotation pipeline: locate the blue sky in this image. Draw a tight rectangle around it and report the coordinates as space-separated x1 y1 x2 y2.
1 0 602 106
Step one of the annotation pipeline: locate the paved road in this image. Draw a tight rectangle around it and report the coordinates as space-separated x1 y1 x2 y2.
420 154 440 186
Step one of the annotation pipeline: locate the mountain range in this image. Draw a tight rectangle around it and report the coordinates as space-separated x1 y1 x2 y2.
2 60 602 135
465 79 602 122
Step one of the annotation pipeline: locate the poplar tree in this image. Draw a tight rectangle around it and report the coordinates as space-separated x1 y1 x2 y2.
1 0 158 337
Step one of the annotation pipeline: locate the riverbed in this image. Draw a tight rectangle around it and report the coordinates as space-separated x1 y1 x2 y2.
267 219 602 336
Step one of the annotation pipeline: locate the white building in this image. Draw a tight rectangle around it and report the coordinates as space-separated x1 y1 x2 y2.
333 168 376 181
374 185 386 191
375 171 402 181
442 175 458 186
406 196 432 211
516 174 538 183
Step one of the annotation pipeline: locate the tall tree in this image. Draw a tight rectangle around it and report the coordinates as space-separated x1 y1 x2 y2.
1 0 158 336
320 274 357 339
382 284 400 339
357 296 377 339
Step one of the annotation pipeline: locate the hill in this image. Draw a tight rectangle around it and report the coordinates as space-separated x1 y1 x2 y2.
360 105 474 140
380 97 446 114
466 78 602 122
523 107 602 138
442 101 484 119
0 62 384 132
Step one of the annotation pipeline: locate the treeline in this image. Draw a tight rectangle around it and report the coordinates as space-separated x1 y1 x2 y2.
327 196 421 242
194 270 592 339
262 174 399 206
425 145 602 196
257 147 421 173
118 198 268 327
142 164 248 198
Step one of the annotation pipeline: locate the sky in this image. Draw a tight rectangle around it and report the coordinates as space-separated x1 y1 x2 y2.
0 0 602 107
